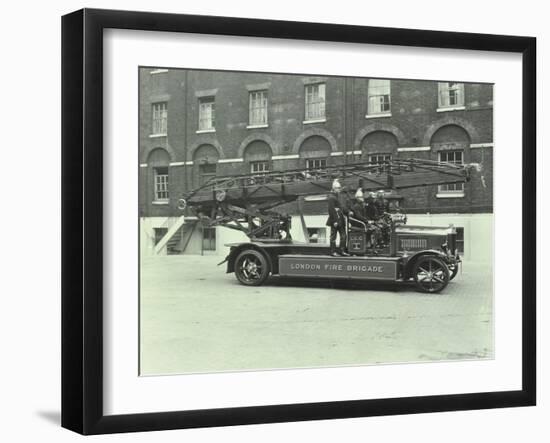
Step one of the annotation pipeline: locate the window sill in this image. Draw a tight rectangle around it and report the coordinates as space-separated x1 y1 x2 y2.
150 69 169 74
149 133 167 138
436 106 466 113
365 113 392 119
436 192 465 198
246 124 269 129
152 200 170 205
303 118 326 125
196 129 216 134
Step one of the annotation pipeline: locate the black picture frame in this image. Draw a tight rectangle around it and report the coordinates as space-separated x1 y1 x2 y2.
61 8 536 435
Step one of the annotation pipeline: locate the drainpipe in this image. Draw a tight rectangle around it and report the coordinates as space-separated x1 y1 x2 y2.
183 69 188 197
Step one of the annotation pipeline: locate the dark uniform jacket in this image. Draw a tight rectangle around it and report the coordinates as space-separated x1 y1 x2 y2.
374 198 389 216
364 201 378 220
326 192 347 227
350 201 368 223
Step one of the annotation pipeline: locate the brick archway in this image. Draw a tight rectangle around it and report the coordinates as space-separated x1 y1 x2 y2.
292 128 338 154
188 137 225 160
237 134 278 158
423 116 480 146
141 143 176 163
354 123 406 150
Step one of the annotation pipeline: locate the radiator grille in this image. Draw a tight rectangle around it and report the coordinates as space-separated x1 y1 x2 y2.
400 238 428 250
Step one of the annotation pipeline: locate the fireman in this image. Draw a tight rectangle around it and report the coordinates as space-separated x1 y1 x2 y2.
326 179 350 256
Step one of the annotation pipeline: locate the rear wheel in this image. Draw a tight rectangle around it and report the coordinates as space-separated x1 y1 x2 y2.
234 249 270 286
413 256 450 293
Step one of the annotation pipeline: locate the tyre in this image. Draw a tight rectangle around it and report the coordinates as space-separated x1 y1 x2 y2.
234 249 270 286
412 255 450 293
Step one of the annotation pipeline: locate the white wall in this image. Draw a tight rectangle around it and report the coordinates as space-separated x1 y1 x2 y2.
407 213 493 262
0 1 545 443
140 216 178 256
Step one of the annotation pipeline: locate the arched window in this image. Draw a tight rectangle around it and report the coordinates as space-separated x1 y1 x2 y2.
299 135 331 171
243 140 273 174
147 148 170 202
193 144 219 186
431 124 470 195
360 131 398 164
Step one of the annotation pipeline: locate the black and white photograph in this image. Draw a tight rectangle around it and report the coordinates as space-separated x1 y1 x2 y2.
139 68 494 375
1 0 543 440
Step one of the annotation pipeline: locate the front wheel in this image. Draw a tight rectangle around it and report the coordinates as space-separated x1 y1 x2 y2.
234 249 270 286
412 256 450 293
448 262 459 280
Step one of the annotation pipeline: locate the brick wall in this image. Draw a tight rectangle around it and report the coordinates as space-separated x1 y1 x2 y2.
139 68 493 218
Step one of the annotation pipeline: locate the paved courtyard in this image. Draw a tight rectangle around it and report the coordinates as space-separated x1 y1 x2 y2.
140 255 493 375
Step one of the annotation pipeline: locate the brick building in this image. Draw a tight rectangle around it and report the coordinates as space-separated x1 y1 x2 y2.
139 68 493 261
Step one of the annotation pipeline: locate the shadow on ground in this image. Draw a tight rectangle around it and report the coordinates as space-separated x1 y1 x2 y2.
36 410 60 426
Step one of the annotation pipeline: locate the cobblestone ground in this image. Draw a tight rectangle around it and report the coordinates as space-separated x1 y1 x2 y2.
140 255 493 375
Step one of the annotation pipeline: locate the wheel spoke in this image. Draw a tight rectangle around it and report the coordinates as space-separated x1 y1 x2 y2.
433 275 445 284
418 266 430 274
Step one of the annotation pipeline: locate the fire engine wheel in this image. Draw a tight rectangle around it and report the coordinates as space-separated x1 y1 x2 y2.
413 256 450 293
448 262 459 280
235 250 269 286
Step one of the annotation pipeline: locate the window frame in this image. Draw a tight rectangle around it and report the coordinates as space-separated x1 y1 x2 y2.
248 90 269 127
250 160 270 174
202 226 217 251
151 102 168 136
437 82 465 111
198 96 216 132
305 157 328 171
153 166 169 202
368 153 392 165
367 79 391 116
437 150 465 196
304 83 326 123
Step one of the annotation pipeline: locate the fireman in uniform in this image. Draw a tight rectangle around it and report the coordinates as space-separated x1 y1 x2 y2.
374 190 389 215
374 191 391 247
363 192 383 249
364 191 378 221
349 189 377 250
326 179 350 256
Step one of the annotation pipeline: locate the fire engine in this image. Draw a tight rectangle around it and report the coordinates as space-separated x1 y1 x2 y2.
177 159 470 293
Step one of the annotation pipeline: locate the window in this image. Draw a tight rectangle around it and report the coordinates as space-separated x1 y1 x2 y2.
455 227 465 253
368 153 392 165
249 90 268 126
304 83 326 121
306 158 327 171
152 102 167 135
154 167 169 201
250 161 269 174
307 228 327 244
199 163 217 185
368 79 391 115
202 227 216 251
198 97 215 131
438 82 465 108
438 150 464 193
